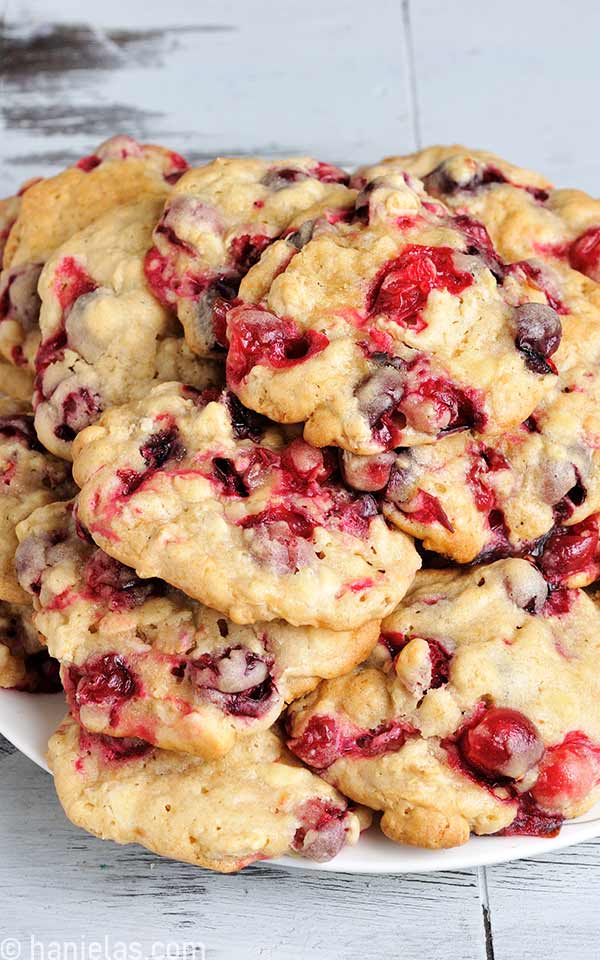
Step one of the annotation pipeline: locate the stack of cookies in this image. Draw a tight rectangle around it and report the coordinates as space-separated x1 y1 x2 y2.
3 136 600 870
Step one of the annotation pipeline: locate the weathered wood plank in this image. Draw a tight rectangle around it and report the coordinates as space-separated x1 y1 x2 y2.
1 0 416 193
485 840 600 960
0 750 487 960
409 0 600 192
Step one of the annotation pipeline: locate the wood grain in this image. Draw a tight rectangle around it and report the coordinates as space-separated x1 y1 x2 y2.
0 750 487 960
0 0 416 193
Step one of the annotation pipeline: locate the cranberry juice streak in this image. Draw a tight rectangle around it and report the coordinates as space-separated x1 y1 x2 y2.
35 257 98 404
288 714 415 770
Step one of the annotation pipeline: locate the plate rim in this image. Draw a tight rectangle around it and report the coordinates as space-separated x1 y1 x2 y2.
2 690 600 874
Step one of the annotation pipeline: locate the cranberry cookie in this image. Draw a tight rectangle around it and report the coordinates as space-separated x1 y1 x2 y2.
144 156 353 357
48 714 368 871
0 600 60 692
288 559 600 848
225 170 560 455
34 198 222 459
72 383 420 628
0 135 187 374
16 499 378 758
0 403 74 602
377 356 600 565
388 145 600 280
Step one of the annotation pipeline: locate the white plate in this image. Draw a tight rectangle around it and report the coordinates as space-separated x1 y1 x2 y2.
2 689 600 873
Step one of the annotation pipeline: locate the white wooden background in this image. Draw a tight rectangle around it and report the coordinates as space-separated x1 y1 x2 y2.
2 1 600 957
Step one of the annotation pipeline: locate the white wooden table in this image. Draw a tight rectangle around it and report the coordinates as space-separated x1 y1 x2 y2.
2 1 600 955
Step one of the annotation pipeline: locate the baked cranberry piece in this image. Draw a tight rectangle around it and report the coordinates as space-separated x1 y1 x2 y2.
79 728 151 764
212 457 251 497
538 516 599 583
500 794 563 837
398 489 454 532
226 305 329 385
240 503 316 540
460 707 544 780
341 450 395 492
424 160 509 197
532 732 600 811
513 303 562 375
453 215 505 279
76 154 102 172
0 414 43 451
54 387 102 442
292 798 349 862
569 227 600 282
140 426 186 469
288 715 342 769
69 653 139 720
84 551 159 610
229 234 272 273
367 245 473 330
188 645 277 718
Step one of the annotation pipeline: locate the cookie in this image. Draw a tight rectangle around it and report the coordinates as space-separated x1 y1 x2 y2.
288 559 600 848
0 362 33 402
0 405 74 602
225 169 560 455
0 600 60 692
144 156 354 357
0 135 187 373
375 357 600 565
34 198 223 459
48 714 368 872
386 145 600 278
16 499 379 757
71 383 419 628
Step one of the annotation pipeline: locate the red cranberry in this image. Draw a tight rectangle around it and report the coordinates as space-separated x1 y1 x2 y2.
341 450 395 491
569 227 600 282
288 715 342 768
453 215 505 280
54 387 101 441
281 439 329 484
76 154 102 172
240 503 316 540
225 392 270 442
212 457 251 497
353 720 412 757
229 233 272 273
367 245 473 329
188 645 277 718
532 733 600 811
460 707 544 780
53 256 97 312
400 490 454 532
71 653 138 710
226 305 329 385
117 468 145 496
84 551 159 610
538 516 599 582
328 491 379 539
292 798 348 862
0 414 43 451
140 426 185 469
79 729 151 764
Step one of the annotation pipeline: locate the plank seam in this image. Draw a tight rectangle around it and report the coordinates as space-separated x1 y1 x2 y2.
401 0 422 150
477 866 496 960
